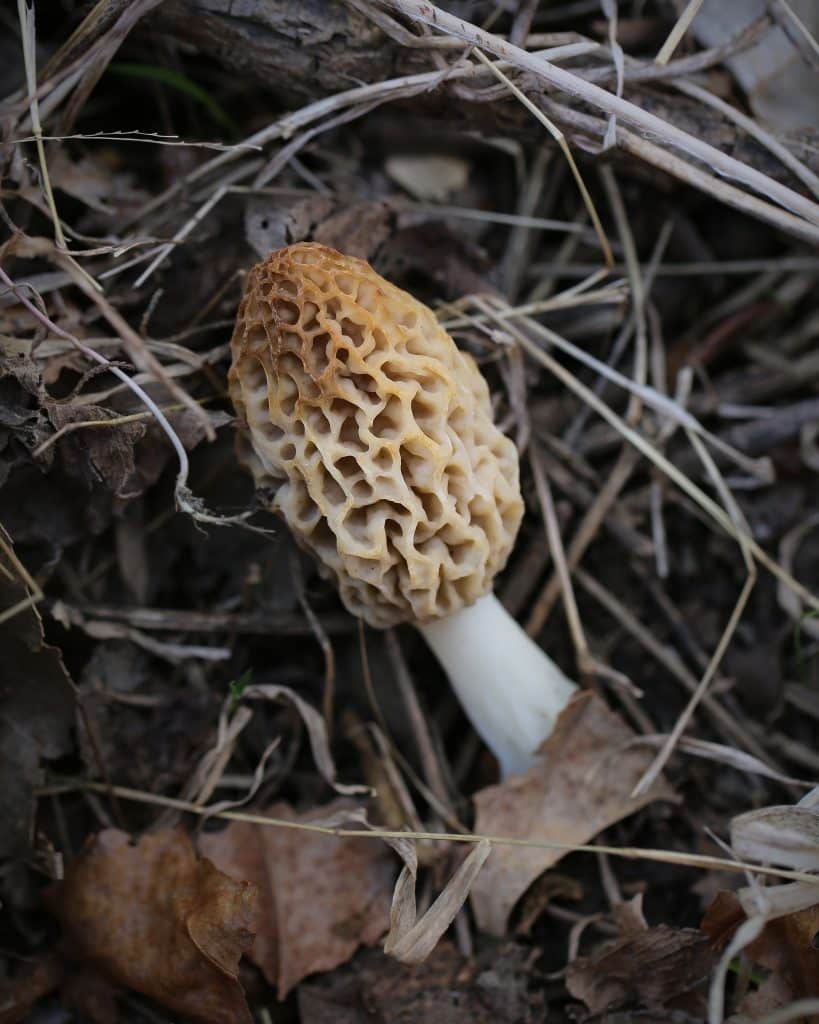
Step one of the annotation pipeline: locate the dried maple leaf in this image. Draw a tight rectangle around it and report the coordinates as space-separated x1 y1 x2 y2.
44 828 258 1024
470 692 676 934
199 798 394 997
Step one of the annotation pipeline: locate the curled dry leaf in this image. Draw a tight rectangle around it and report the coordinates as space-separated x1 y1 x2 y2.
44 828 258 1024
199 798 395 997
731 804 819 870
384 839 491 965
702 889 819 1010
566 924 714 1016
471 692 675 935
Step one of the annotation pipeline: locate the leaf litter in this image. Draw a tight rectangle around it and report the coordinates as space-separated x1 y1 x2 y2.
2 0 819 1021
471 692 675 935
0 530 74 861
200 798 395 997
44 828 258 1024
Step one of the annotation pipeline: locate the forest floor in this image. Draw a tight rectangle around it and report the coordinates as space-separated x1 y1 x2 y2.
1 2 819 1022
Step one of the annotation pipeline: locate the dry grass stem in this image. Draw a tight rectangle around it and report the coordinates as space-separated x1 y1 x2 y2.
473 47 614 267
39 779 819 887
654 0 706 65
529 445 590 670
379 0 819 229
0 525 44 625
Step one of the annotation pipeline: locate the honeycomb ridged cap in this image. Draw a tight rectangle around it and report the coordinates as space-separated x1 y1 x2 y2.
228 243 523 628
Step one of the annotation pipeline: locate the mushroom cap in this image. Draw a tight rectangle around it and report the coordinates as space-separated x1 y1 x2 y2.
228 243 523 628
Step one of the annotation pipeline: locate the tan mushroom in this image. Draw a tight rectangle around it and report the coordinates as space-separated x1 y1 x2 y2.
228 242 576 776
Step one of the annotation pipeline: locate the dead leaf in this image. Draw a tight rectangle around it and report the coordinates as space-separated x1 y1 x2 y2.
0 533 75 861
299 941 541 1024
754 905 819 994
60 969 121 1024
700 889 746 949
515 872 583 936
100 405 231 499
702 889 819 1006
612 893 649 935
0 353 52 487
471 692 675 935
47 402 146 499
200 798 394 997
244 195 335 260
385 155 470 201
0 955 63 1024
566 924 714 1015
44 827 258 1024
384 839 491 965
49 150 148 216
692 0 819 131
313 201 394 260
731 804 819 870
0 393 113 552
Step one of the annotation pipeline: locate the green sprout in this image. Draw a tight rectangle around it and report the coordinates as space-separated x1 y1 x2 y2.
109 62 239 136
228 668 253 712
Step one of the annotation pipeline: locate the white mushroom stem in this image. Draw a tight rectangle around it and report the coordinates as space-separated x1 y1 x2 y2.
418 592 577 779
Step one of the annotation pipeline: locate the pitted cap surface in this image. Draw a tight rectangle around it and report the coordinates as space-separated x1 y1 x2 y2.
228 243 523 627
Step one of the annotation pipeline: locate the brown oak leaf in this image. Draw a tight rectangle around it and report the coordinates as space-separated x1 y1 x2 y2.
44 827 258 1024
471 692 675 935
200 797 394 997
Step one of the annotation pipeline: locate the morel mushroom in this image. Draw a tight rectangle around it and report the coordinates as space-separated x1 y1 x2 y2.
228 243 576 777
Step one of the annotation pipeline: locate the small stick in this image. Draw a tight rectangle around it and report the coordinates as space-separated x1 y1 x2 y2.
655 0 707 65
